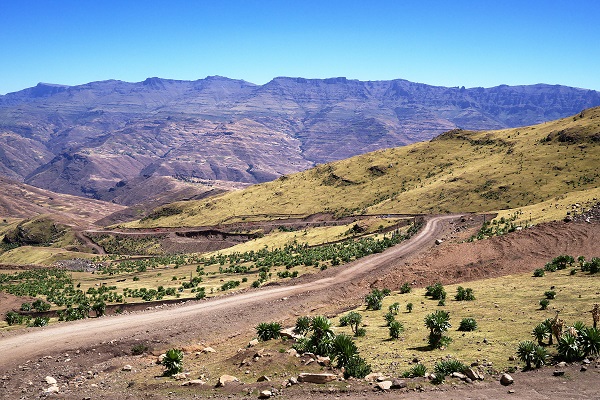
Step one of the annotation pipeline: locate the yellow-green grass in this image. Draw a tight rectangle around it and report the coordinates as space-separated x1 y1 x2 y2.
0 246 95 265
332 269 599 375
209 217 407 256
125 107 600 228
493 187 600 225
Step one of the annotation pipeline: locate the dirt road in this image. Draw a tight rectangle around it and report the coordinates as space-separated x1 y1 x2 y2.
0 214 456 369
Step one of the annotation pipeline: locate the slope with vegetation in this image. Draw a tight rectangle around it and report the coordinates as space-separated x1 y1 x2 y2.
128 107 600 228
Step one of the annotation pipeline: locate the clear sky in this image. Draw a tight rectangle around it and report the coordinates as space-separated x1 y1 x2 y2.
1 0 599 95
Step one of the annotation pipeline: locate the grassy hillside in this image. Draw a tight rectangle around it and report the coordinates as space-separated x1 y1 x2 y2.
127 107 600 228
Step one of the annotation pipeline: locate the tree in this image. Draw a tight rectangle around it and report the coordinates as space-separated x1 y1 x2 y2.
342 311 363 336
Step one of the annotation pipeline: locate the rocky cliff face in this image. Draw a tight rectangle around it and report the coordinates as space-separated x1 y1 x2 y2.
1 76 599 201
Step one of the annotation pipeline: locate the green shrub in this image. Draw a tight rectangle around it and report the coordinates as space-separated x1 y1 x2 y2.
517 340 536 369
458 318 477 331
384 311 396 326
389 320 404 339
388 302 400 315
455 286 475 301
539 299 550 310
355 327 366 337
580 327 600 356
341 311 363 336
557 332 583 362
425 282 446 300
406 303 413 313
544 290 556 299
7 311 24 325
425 310 451 349
533 268 545 277
343 355 371 379
28 316 49 327
131 343 149 355
365 289 389 310
294 316 311 335
400 282 412 294
532 323 551 345
331 334 358 368
32 299 50 312
161 349 184 376
20 302 31 311
533 345 549 368
256 322 282 341
403 363 427 378
434 359 466 377
195 287 206 299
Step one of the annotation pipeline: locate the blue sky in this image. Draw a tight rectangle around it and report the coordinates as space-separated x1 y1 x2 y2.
1 0 599 94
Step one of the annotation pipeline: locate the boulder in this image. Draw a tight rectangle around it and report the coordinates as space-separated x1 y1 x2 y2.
173 373 189 380
258 390 272 399
451 372 467 380
464 368 481 381
288 377 298 385
553 370 565 376
45 385 59 394
122 365 132 371
297 373 337 384
202 347 216 353
375 381 393 390
217 374 239 387
391 379 406 389
364 372 384 382
316 356 331 366
257 375 270 382
500 373 514 386
248 339 259 347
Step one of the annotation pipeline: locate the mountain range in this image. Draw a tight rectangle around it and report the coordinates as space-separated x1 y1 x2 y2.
1 76 599 203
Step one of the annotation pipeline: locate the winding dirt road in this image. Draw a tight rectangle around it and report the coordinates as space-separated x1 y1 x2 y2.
0 215 457 369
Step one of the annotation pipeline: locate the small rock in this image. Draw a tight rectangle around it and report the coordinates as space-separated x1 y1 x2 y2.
557 361 567 368
375 381 393 391
297 373 337 384
217 374 239 387
173 373 189 380
391 379 406 389
465 377 473 384
258 390 272 399
508 389 515 394
202 347 216 353
257 375 270 382
122 365 132 371
45 385 59 394
435 239 443 245
581 366 588 372
553 370 565 376
376 375 389 382
316 355 331 366
464 368 480 381
500 373 514 386
288 377 298 385
45 376 57 385
582 358 591 365
286 348 298 357
181 379 205 386
508 356 515 361
157 354 166 364
248 339 259 347
451 372 467 380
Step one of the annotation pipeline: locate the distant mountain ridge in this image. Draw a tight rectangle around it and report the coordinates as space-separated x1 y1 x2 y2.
1 76 599 202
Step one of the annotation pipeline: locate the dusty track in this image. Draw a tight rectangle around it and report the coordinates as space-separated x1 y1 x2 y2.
0 215 456 370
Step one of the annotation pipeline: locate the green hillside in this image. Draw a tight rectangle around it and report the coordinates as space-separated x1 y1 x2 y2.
126 107 600 228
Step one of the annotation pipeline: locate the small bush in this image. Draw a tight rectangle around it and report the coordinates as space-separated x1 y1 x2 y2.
195 287 206 299
539 299 550 310
458 318 477 331
406 303 413 313
455 286 475 301
388 302 400 315
343 356 371 379
425 282 446 300
425 310 451 349
384 311 396 326
404 363 427 378
20 302 32 311
389 320 404 339
161 349 184 376
544 290 556 299
533 268 545 277
557 332 583 362
400 282 412 294
434 359 466 377
365 289 389 310
438 299 446 306
517 340 536 369
355 327 366 337
256 322 282 341
131 343 149 355
532 323 551 345
5 311 23 326
341 311 363 336
580 327 600 356
28 316 49 327
294 316 311 335
32 299 50 312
